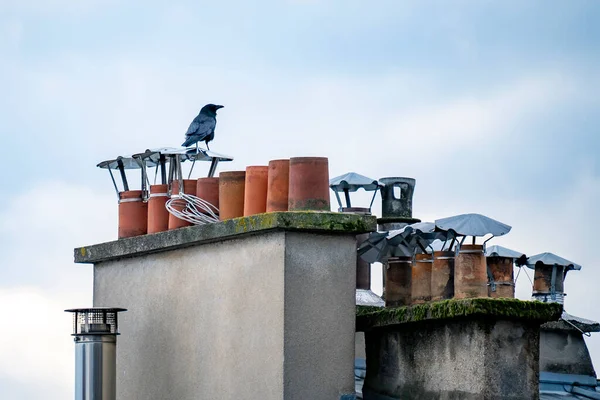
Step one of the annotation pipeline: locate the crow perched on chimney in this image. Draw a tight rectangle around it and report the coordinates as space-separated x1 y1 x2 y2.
182 104 224 151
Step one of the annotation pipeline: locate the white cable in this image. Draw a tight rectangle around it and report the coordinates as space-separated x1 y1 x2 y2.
165 192 220 225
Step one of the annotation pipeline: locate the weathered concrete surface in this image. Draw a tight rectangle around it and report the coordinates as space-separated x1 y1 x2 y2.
539 329 596 377
363 320 542 400
284 233 356 400
75 211 376 264
93 231 357 400
358 299 562 400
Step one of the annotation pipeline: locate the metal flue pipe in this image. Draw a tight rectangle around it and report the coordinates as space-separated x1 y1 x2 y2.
65 308 127 400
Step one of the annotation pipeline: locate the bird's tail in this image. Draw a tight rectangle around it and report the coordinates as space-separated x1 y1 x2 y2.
181 137 195 147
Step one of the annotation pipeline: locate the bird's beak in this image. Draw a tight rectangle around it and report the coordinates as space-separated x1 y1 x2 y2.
216 105 224 109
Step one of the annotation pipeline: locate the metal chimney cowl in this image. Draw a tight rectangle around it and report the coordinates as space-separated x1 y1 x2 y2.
65 308 127 400
379 177 416 219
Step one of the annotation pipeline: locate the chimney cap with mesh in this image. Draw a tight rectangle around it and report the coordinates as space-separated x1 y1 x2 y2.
65 308 127 336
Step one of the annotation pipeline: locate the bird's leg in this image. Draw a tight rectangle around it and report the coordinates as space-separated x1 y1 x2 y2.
207 142 210 151
195 142 199 153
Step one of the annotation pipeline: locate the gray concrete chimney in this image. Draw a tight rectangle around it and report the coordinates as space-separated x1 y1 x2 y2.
74 212 375 400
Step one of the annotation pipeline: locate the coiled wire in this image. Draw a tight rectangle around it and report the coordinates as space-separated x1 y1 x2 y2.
166 192 220 225
164 154 220 225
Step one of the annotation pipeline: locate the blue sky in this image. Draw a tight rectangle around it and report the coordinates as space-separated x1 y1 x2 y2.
1 1 599 398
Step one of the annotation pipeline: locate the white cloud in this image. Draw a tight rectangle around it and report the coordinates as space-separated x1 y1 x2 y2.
378 72 575 162
0 180 115 397
0 180 114 288
0 286 88 400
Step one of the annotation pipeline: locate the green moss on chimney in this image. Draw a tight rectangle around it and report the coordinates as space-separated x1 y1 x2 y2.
228 211 376 234
356 298 562 331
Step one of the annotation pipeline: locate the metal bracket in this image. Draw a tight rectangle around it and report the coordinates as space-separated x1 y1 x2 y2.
482 235 495 254
107 168 120 201
343 188 351 208
208 157 219 178
134 155 150 202
117 158 129 191
333 191 343 212
159 154 167 184
561 316 592 338
368 187 379 212
487 267 497 292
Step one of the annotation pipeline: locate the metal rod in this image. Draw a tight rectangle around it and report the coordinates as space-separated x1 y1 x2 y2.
107 169 120 200
344 189 351 208
448 237 456 251
176 155 184 195
138 158 148 201
368 190 378 211
188 158 196 179
167 155 175 195
514 265 522 283
333 191 343 211
571 385 600 399
160 154 167 184
117 158 129 192
208 158 219 178
416 238 428 254
561 317 592 338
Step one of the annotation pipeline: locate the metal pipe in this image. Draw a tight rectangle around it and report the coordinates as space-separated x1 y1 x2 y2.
66 308 126 400
571 385 600 399
75 335 117 400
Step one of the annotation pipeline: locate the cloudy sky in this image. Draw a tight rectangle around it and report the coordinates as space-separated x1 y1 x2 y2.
1 1 599 398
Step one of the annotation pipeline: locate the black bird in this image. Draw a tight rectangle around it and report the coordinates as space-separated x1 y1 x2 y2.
182 104 224 151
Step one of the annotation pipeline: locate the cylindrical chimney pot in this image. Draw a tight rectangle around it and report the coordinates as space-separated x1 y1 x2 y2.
196 177 220 215
385 256 412 307
147 184 169 234
454 244 488 299
266 159 290 212
431 251 455 301
487 256 515 298
288 157 330 211
244 166 269 216
412 253 433 304
219 171 246 220
118 190 147 239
